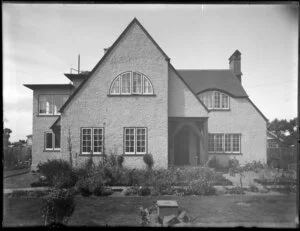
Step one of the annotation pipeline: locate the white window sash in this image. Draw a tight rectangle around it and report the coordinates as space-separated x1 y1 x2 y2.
232 134 241 153
136 128 146 154
93 128 103 154
125 128 135 154
82 128 92 155
121 72 131 95
132 72 142 94
143 76 154 95
110 76 121 95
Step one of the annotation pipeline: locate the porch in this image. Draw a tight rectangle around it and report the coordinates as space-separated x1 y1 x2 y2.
168 117 208 167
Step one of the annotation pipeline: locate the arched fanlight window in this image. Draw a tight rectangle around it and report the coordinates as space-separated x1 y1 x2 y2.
109 71 154 95
199 90 230 109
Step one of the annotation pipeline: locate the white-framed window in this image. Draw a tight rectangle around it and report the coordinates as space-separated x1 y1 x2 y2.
81 128 104 155
39 95 69 115
199 91 230 110
109 72 154 95
267 140 279 148
44 131 60 151
124 127 147 154
208 133 241 153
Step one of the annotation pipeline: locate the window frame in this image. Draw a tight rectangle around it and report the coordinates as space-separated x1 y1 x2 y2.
109 72 154 96
44 131 61 151
199 91 230 110
38 94 69 116
123 127 147 155
81 127 104 155
208 133 241 154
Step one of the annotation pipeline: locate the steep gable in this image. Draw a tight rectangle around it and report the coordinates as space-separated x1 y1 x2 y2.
60 18 169 113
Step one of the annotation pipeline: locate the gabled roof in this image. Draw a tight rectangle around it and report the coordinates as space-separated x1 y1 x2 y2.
177 69 248 97
24 84 73 90
267 131 284 142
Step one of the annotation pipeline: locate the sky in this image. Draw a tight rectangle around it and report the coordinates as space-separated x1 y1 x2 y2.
3 3 299 142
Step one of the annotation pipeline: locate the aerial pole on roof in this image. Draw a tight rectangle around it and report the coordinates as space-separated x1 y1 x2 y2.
70 54 81 74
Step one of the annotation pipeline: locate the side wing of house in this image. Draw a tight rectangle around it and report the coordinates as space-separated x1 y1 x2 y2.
24 85 73 168
60 19 169 168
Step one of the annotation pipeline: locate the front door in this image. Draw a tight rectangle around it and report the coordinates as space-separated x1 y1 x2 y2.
174 126 190 166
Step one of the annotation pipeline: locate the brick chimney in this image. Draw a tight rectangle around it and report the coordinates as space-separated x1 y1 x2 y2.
104 47 110 54
229 50 242 82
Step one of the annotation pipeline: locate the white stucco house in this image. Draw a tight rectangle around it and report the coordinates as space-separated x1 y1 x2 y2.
24 18 268 169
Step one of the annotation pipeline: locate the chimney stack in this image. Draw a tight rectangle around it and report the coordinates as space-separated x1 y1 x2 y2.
104 47 109 54
229 50 242 82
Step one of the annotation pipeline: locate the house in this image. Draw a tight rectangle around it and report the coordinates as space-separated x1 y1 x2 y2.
24 18 268 169
266 131 285 148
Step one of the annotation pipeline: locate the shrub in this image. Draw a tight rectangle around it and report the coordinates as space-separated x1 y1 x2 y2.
12 190 28 198
124 187 139 196
143 154 154 170
117 155 124 168
226 187 245 195
53 171 78 189
228 157 239 170
151 169 174 195
99 187 113 196
138 186 151 196
37 159 72 185
42 188 75 225
243 161 265 172
107 154 118 167
31 181 51 187
248 183 259 192
187 178 216 195
213 173 233 186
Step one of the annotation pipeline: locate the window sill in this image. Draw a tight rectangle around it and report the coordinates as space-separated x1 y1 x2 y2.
107 94 156 97
208 109 230 111
78 154 104 157
208 152 242 155
122 154 147 156
43 149 61 152
37 115 60 117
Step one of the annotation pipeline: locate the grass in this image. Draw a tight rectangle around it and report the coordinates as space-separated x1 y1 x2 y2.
4 172 40 189
3 195 297 227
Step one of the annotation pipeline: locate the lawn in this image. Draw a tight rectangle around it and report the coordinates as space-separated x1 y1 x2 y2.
4 172 39 189
3 194 297 227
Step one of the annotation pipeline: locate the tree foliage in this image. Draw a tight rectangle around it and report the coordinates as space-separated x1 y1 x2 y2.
267 117 298 146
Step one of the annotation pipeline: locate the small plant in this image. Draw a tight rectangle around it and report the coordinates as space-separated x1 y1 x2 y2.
107 153 118 167
143 154 154 170
139 207 150 226
124 187 139 196
138 186 151 196
248 183 259 192
53 172 78 189
117 155 124 168
42 188 75 225
207 156 219 168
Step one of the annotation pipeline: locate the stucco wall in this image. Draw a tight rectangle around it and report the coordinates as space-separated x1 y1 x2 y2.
32 88 72 168
207 97 267 166
168 68 208 117
61 22 169 169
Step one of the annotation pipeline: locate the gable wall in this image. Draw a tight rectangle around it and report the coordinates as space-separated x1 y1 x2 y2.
32 88 73 168
61 23 169 168
168 68 208 117
207 97 267 165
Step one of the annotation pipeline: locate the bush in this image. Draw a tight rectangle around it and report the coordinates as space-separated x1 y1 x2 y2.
107 154 118 167
117 155 124 168
12 190 28 197
207 156 219 168
187 178 216 195
228 158 239 169
213 173 233 186
138 186 151 196
99 187 113 196
31 180 51 187
243 161 265 172
124 187 139 196
42 188 75 225
226 187 245 195
248 184 259 192
151 169 174 195
37 159 72 186
143 154 154 170
53 171 78 189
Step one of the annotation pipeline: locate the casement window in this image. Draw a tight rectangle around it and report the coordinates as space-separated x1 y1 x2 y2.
44 131 60 151
124 127 147 154
208 133 241 153
39 95 69 115
81 128 104 155
109 72 154 95
199 91 230 110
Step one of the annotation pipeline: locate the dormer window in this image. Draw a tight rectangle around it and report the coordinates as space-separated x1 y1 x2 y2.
109 71 154 95
199 91 230 110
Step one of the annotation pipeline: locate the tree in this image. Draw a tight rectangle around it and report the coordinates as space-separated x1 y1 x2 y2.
267 117 298 146
3 128 12 148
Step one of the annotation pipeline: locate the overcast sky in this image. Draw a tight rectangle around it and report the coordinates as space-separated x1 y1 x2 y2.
3 4 298 142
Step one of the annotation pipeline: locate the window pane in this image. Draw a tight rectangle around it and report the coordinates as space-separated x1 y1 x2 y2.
82 128 92 154
121 73 131 94
232 134 240 152
208 134 214 152
45 133 53 149
136 128 146 153
225 134 231 152
93 128 103 153
54 130 61 149
125 128 135 153
53 95 69 115
132 72 142 94
111 76 120 94
214 92 221 109
39 95 53 114
222 94 229 109
215 134 223 152
143 77 153 94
